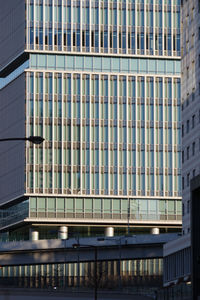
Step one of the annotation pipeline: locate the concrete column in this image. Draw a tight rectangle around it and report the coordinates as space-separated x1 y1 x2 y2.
58 226 68 239
151 227 160 235
29 228 39 241
105 227 114 237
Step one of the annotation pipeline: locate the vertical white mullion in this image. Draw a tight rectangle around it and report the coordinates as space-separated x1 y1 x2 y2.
71 74 74 193
171 2 173 55
144 0 146 55
61 73 64 193
42 0 45 51
135 0 138 55
33 72 36 193
117 75 119 195
163 78 166 196
126 75 129 194
42 71 45 194
98 2 100 53
153 77 156 196
162 0 165 56
70 0 72 52
99 77 102 194
89 75 92 194
52 72 55 193
80 0 82 52
89 0 91 53
126 0 128 54
80 73 82 193
162 77 164 197
135 76 138 195
108 75 110 195
52 0 55 50
99 78 101 194
144 75 147 196
25 71 29 191
33 0 36 50
171 78 174 198
153 0 155 56
61 0 64 51
117 0 119 55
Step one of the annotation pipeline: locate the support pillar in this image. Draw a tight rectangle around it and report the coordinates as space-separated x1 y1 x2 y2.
151 227 160 235
29 228 39 241
58 226 68 239
105 227 114 237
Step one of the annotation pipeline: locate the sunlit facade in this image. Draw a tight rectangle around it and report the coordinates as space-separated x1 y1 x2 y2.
0 0 181 240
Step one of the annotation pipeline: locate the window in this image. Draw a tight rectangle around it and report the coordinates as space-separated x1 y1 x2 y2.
182 203 184 216
182 124 184 137
192 115 195 128
186 67 189 78
199 82 200 95
187 146 189 160
182 150 184 163
187 200 190 213
199 27 200 40
193 169 196 177
182 177 184 190
186 120 190 133
192 142 195 155
192 91 195 101
187 173 190 187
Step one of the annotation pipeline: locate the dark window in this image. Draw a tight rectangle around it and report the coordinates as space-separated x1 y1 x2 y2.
192 92 195 101
192 142 196 156
193 169 196 177
187 146 190 160
82 31 85 47
101 31 103 47
91 31 94 47
186 120 190 133
182 203 185 215
187 173 190 186
192 115 195 128
182 150 184 163
182 177 185 190
187 200 190 213
73 32 76 46
182 124 184 137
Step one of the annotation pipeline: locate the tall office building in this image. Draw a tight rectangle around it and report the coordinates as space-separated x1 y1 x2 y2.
0 0 181 240
163 0 200 295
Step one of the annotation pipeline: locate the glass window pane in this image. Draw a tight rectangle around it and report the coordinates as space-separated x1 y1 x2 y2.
56 56 65 69
38 198 46 210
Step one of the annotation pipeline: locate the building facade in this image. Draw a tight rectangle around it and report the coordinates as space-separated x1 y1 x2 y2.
163 0 200 296
0 0 181 240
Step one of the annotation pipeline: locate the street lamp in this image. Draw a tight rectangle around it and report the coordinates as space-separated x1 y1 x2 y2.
73 243 98 300
0 136 44 145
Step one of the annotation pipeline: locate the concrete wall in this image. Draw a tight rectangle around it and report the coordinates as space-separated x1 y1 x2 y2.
0 0 25 71
0 73 26 206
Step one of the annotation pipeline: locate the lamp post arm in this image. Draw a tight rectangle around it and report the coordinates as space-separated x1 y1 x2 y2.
0 136 44 145
0 138 27 142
